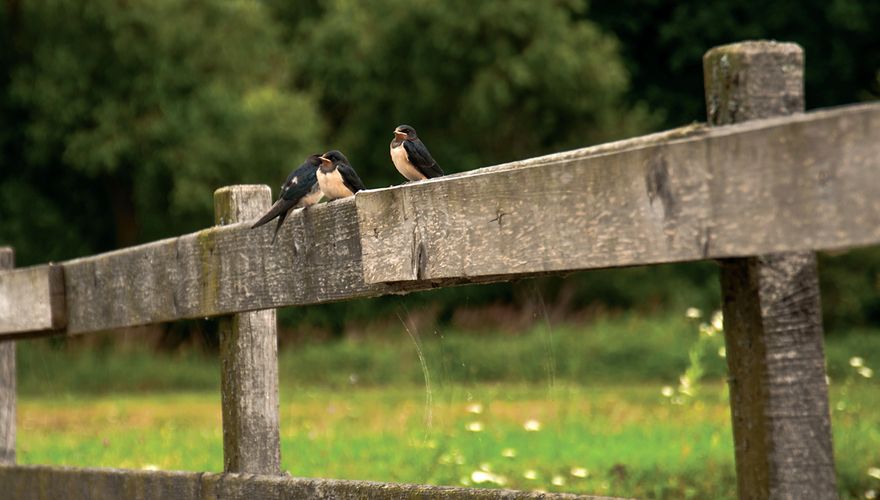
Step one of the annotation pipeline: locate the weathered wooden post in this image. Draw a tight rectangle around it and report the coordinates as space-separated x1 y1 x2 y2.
704 41 837 499
0 247 15 465
214 186 282 475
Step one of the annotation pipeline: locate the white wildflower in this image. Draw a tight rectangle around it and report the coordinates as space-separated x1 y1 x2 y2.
471 470 507 486
570 467 589 478
465 421 484 432
711 310 724 330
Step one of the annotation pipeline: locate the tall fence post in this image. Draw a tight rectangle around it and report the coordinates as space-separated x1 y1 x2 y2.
213 185 282 475
0 247 15 465
704 41 837 499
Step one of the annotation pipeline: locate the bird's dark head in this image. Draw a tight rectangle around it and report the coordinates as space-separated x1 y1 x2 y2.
320 150 348 168
393 124 417 140
306 154 322 166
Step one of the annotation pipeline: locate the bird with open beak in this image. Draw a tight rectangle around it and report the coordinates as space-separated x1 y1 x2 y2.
317 150 366 200
251 154 323 244
390 124 444 181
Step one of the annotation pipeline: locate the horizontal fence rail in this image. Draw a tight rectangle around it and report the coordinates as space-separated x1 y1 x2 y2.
0 264 64 335
0 465 621 500
357 103 879 283
0 102 877 338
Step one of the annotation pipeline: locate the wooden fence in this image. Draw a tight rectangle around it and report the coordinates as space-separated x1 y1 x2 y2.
0 40 877 499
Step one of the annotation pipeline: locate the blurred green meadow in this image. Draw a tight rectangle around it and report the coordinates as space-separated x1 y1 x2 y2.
16 312 880 499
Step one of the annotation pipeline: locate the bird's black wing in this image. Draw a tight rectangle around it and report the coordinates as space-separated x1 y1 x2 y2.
281 162 320 201
252 161 318 231
403 139 444 178
338 164 366 193
270 205 290 244
251 196 296 229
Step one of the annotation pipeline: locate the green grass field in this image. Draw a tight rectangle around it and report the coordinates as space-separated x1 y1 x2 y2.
17 384 880 499
14 312 880 498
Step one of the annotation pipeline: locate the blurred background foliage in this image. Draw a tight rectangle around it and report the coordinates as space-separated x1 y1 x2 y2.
1 0 879 345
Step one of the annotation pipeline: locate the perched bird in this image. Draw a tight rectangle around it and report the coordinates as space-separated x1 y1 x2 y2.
251 154 323 243
317 150 366 200
390 124 444 181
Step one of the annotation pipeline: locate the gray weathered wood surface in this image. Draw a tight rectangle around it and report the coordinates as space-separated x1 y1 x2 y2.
214 186 282 475
0 248 14 465
358 102 880 284
0 465 625 500
0 102 878 337
0 263 65 335
705 41 837 499
58 195 398 336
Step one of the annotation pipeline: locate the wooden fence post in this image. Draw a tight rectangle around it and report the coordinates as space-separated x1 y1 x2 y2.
0 247 15 465
213 186 281 475
704 42 837 499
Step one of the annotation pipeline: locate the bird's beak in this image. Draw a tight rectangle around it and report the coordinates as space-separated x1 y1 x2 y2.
393 130 406 139
319 156 331 166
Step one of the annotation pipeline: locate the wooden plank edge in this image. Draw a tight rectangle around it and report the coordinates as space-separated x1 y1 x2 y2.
356 102 879 191
0 465 627 500
356 102 880 283
0 264 66 337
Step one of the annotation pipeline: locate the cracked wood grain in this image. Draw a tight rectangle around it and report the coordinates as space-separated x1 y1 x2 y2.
214 186 281 475
357 102 880 284
705 41 837 500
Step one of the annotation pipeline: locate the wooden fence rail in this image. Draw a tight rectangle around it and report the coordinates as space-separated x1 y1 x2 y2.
0 41 873 498
0 102 878 338
0 465 618 500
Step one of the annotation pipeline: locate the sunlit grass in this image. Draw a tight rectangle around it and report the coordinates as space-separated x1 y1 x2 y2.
18 383 880 499
14 314 880 498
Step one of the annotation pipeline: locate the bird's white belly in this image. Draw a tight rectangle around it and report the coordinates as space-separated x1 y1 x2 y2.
295 185 324 208
317 169 354 200
390 144 426 181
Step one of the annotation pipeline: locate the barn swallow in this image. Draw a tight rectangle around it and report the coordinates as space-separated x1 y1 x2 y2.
317 150 366 200
390 124 444 181
251 154 323 243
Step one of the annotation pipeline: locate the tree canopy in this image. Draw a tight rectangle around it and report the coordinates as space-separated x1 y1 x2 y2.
1 0 878 332
285 0 652 185
2 0 321 254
